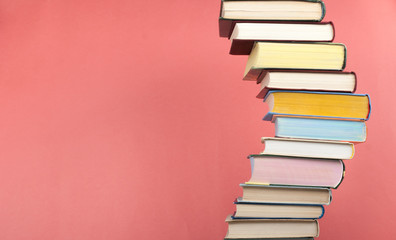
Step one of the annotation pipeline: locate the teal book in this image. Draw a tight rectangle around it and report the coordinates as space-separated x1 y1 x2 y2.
275 116 367 142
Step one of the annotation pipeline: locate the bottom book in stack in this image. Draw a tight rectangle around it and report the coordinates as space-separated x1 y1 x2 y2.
225 216 319 239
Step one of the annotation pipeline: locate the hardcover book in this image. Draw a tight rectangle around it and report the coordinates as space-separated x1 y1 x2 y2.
233 197 325 219
263 91 371 121
225 239 314 240
225 215 319 239
260 137 355 159
243 42 346 81
274 116 367 142
240 184 332 205
256 70 356 98
247 154 344 188
219 0 326 37
230 22 334 55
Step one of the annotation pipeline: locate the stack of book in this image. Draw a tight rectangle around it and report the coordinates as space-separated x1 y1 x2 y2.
218 0 371 239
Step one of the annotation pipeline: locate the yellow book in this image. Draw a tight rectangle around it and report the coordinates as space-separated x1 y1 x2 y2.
263 91 371 121
244 42 346 81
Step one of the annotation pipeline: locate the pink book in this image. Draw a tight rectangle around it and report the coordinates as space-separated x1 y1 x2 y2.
247 154 344 189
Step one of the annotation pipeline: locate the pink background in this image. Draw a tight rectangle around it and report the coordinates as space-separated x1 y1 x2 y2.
0 0 394 239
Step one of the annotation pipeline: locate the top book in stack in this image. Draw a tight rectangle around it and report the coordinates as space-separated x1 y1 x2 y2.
219 0 326 38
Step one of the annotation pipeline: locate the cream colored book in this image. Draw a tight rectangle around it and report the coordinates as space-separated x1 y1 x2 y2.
229 22 334 55
240 184 332 205
233 197 324 219
243 42 346 81
261 137 355 159
225 215 319 239
220 0 325 21
256 71 356 98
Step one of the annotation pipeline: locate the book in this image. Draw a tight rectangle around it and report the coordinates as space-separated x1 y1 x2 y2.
219 0 326 37
230 22 334 55
247 154 344 188
233 197 325 219
260 137 355 159
243 42 346 81
225 239 314 240
256 71 357 98
274 116 367 142
263 91 371 121
240 184 332 205
225 215 319 239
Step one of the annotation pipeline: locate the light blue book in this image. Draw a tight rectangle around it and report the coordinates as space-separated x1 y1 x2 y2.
274 117 366 142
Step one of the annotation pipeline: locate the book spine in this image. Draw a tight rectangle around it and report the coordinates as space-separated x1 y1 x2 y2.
341 43 347 70
319 0 326 21
328 188 332 205
315 219 320 237
350 144 355 159
330 21 335 42
333 160 345 189
352 72 358 93
366 94 372 120
318 205 325 219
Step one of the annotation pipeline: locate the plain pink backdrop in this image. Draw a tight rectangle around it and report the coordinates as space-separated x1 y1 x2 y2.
0 0 394 239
